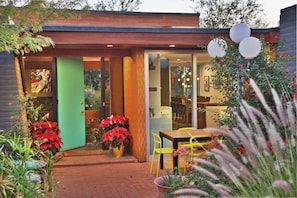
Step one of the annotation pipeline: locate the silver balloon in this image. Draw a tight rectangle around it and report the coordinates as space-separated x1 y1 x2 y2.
207 38 227 58
239 37 261 59
229 23 251 43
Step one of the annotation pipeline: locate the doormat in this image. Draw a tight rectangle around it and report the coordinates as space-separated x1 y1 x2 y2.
63 149 104 157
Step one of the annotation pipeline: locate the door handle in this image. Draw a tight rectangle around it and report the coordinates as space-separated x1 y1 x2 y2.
80 110 84 114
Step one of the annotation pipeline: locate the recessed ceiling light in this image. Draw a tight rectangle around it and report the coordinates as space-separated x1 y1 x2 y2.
107 44 113 48
169 44 175 48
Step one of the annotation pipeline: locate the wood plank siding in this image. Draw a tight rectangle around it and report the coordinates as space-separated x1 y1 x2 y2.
0 52 20 131
279 5 297 79
49 11 200 27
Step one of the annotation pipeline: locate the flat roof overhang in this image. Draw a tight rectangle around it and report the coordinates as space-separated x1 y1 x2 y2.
30 25 279 57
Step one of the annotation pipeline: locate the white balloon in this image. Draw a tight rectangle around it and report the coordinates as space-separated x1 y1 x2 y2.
207 38 227 58
229 23 251 43
239 37 261 59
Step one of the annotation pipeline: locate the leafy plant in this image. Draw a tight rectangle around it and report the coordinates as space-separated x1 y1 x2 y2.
98 115 130 149
102 126 130 149
99 114 129 132
91 0 142 11
162 169 185 189
0 0 88 55
174 79 297 197
190 0 268 28
0 135 45 198
209 39 295 128
29 121 63 155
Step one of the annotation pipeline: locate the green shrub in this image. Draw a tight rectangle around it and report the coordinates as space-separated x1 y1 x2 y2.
0 136 45 198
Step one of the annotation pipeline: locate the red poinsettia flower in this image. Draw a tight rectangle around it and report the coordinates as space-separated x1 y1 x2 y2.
99 115 129 132
30 121 63 154
102 126 130 149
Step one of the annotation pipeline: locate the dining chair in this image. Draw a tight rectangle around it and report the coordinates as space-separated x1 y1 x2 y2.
177 127 196 171
150 132 173 177
177 127 196 148
188 134 213 162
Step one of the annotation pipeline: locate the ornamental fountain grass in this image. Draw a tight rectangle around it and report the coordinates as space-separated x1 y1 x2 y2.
172 79 297 197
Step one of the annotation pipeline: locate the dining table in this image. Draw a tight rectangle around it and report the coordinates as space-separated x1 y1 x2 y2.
159 129 218 170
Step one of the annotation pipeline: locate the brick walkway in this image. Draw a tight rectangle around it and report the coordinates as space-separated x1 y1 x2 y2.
49 151 172 198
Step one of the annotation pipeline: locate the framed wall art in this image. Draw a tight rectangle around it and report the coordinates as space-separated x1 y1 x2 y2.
24 60 53 97
211 76 220 89
30 69 52 94
204 76 209 91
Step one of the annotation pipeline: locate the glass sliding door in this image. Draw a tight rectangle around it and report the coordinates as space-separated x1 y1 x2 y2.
146 50 228 157
195 52 227 129
147 51 193 154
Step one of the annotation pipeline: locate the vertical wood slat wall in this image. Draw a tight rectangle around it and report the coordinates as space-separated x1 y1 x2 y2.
0 53 22 131
124 48 147 162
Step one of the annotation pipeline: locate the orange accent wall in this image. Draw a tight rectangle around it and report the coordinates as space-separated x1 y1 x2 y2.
110 57 124 115
15 57 27 125
124 48 147 162
15 58 24 98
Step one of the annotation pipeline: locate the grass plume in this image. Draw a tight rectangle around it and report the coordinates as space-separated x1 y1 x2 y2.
177 79 297 197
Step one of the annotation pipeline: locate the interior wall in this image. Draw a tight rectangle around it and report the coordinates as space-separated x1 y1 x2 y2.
149 54 161 118
198 64 223 102
124 48 147 162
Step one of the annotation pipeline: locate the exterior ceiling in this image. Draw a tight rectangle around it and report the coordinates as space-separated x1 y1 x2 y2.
29 11 280 57
33 27 279 58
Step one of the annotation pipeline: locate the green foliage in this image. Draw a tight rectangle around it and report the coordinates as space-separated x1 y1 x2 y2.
163 169 185 189
0 94 60 196
0 135 45 198
90 0 142 11
0 0 88 55
191 0 268 28
84 69 101 109
209 39 295 127
44 152 55 192
20 95 47 123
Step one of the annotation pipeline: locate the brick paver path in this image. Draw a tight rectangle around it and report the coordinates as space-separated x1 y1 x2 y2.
49 154 168 198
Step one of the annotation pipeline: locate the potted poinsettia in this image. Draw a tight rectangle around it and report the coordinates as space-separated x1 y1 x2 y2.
98 115 130 156
99 115 129 132
101 127 131 158
29 121 63 155
102 126 130 150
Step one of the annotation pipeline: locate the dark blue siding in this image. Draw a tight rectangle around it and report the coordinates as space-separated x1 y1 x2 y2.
0 52 19 131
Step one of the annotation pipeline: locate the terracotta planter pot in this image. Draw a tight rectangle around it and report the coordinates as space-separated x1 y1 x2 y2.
154 176 174 198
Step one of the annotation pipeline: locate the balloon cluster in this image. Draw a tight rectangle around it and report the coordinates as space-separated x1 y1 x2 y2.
207 23 262 59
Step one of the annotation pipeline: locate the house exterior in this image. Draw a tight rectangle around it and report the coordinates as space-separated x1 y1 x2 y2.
279 4 297 79
0 8 295 162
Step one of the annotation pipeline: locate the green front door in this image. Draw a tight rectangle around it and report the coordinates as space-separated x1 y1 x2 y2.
57 57 85 150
